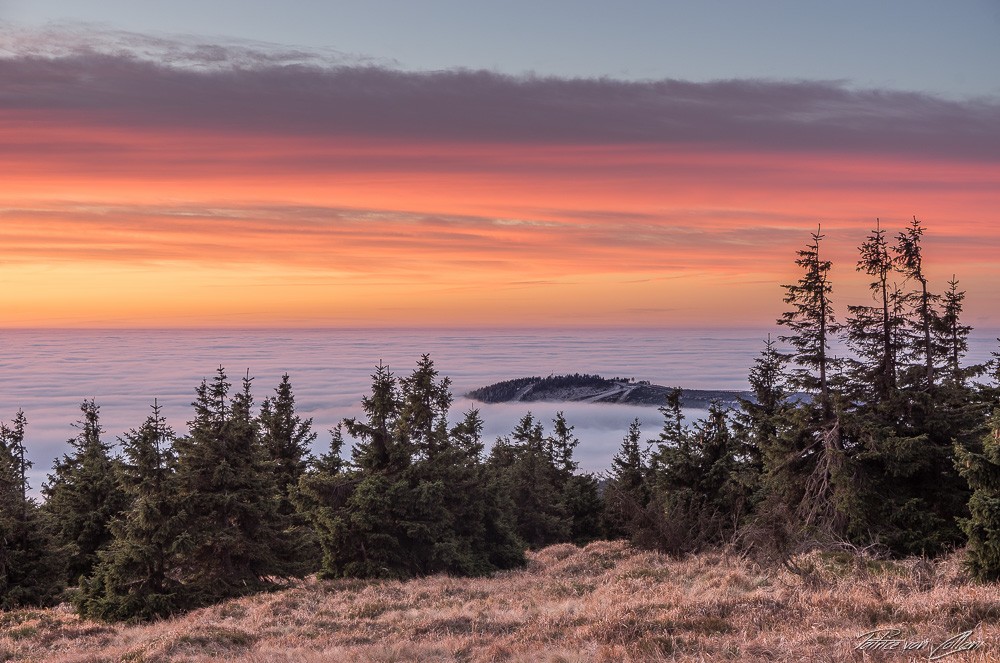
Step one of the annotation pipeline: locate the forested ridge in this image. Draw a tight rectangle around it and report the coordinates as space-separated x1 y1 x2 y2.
466 374 750 408
3 217 1000 623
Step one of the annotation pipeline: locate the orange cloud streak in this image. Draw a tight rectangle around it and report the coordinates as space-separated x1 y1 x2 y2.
2 115 998 328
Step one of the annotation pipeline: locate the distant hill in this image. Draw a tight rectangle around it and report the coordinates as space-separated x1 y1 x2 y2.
465 373 750 409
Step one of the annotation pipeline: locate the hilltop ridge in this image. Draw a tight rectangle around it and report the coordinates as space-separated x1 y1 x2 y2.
466 373 750 409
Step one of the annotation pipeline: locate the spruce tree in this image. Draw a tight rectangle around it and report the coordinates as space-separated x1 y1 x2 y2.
733 349 796 551
894 217 939 388
1 410 29 517
257 374 322 572
610 419 648 503
396 354 452 458
428 405 525 573
294 425 349 576
648 389 696 495
172 368 293 604
43 400 126 584
647 394 748 550
450 408 486 458
487 412 570 548
258 374 316 511
981 340 1000 410
0 411 64 608
847 219 902 402
647 389 693 547
734 335 790 489
303 358 524 579
774 228 852 536
313 362 409 578
346 362 402 472
957 410 1000 581
76 402 186 621
937 276 974 387
693 403 745 517
0 420 14 595
547 411 580 477
602 419 651 539
547 413 603 544
777 226 840 418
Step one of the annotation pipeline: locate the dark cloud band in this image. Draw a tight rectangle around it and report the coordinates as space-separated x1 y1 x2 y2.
2 26 998 161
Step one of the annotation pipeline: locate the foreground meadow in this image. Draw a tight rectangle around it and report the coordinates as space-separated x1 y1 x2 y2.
2 540 997 662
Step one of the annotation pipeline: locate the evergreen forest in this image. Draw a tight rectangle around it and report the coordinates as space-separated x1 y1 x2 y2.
3 218 1000 622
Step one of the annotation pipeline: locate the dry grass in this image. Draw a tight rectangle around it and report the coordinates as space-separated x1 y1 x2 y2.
2 541 998 662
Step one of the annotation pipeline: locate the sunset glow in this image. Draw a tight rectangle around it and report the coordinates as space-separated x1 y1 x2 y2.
2 28 998 328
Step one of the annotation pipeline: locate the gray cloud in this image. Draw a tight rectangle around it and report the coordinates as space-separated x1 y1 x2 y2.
2 26 998 162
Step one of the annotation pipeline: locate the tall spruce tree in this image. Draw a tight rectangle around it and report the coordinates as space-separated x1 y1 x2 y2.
1 410 29 519
302 357 524 579
774 228 849 537
778 226 840 418
43 400 126 584
847 219 901 402
258 374 316 511
547 412 603 544
894 217 939 388
445 408 526 571
937 276 974 387
172 368 293 605
547 412 580 477
487 412 570 548
648 388 698 497
76 402 186 621
258 374 321 574
0 411 64 608
314 362 409 577
734 335 790 489
602 419 650 540
845 220 975 555
396 354 452 458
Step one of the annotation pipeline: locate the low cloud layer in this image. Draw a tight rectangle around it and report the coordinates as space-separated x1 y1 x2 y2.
0 328 757 495
7 327 1000 497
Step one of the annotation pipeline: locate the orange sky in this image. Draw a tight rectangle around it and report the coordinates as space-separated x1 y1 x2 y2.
2 39 999 329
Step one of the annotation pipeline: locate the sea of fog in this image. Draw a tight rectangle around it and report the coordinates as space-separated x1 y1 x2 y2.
2 328 997 495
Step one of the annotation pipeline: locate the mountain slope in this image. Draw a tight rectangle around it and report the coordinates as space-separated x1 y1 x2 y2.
1 542 992 662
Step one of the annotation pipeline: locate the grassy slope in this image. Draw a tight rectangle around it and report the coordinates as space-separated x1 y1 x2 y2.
2 540 998 662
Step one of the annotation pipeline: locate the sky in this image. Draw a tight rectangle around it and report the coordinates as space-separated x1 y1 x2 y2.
1 1 999 328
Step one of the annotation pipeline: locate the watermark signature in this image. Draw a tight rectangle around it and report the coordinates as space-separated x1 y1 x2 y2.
855 629 983 660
